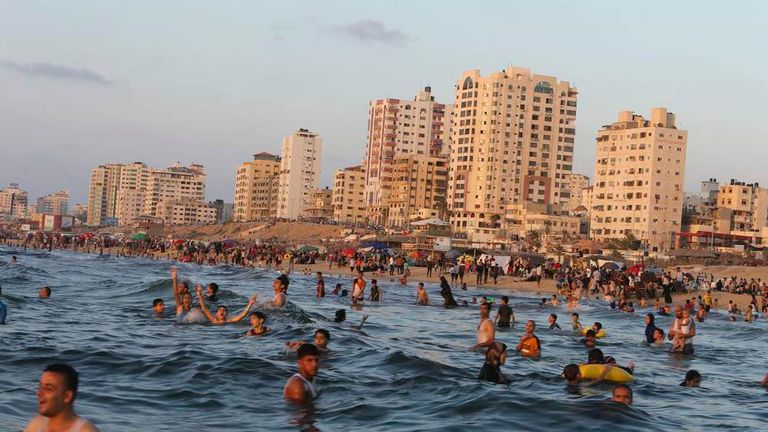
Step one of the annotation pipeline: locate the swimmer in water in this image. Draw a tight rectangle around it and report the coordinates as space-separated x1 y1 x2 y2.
550 294 560 307
316 272 325 298
548 314 561 330
680 370 701 387
562 363 607 386
25 364 99 432
571 312 582 332
196 285 255 325
284 344 320 404
204 283 219 302
611 384 633 406
286 329 331 352
470 302 495 352
332 309 368 330
516 320 541 358
39 286 52 299
272 277 287 308
0 286 7 324
416 282 429 305
245 311 270 336
582 329 597 348
152 298 165 318
478 341 509 384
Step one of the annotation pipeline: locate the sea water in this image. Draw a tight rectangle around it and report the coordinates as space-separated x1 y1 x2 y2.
1 247 767 431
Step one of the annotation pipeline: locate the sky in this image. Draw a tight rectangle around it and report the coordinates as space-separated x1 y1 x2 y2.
1 0 767 204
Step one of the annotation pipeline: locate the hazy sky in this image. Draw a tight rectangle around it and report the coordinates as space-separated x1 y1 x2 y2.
1 1 767 204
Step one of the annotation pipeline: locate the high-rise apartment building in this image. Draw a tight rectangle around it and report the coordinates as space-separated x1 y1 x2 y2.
278 129 322 219
590 108 687 252
385 155 448 227
0 183 28 217
565 174 590 213
363 87 451 223
87 164 123 225
36 190 70 215
234 152 282 221
142 163 206 220
447 66 578 240
112 162 150 226
332 166 366 224
87 162 207 226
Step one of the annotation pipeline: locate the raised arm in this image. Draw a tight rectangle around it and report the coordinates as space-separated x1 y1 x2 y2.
196 285 215 322
171 267 181 307
228 294 257 323
353 314 369 330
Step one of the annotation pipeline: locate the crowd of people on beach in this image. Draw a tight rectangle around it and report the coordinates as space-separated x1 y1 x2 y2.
5 234 768 430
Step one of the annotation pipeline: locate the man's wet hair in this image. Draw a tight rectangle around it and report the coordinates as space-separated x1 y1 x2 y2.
152 298 163 307
315 329 330 340
563 364 580 381
594 322 603 330
297 343 319 359
208 283 219 294
251 311 266 321
44 364 79 400
217 305 229 314
334 309 346 322
501 295 509 303
588 348 605 364
613 384 633 400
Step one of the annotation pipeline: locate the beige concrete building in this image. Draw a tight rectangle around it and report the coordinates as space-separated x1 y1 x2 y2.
0 183 28 217
115 162 150 226
87 164 123 225
142 163 206 221
447 66 578 241
303 188 333 220
716 180 768 232
87 162 206 226
385 155 448 227
590 108 687 252
565 173 590 214
36 190 70 216
363 87 451 222
332 165 367 224
155 198 217 226
504 202 580 239
233 152 281 222
278 129 322 219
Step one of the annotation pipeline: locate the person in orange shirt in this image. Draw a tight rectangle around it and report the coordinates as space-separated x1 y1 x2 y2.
516 320 541 358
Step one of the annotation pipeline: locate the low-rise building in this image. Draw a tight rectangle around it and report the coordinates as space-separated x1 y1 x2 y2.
504 202 581 240
303 188 333 221
155 199 217 226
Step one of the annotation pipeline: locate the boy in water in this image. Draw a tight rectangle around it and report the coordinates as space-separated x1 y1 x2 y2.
671 309 692 352
284 344 320 404
571 312 582 332
548 314 561 330
286 329 331 352
196 285 255 325
495 296 515 328
152 298 165 318
245 311 270 336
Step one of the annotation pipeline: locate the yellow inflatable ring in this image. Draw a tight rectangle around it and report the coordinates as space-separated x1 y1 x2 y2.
578 364 633 383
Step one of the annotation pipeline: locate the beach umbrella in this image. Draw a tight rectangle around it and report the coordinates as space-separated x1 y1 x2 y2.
222 239 240 248
444 249 462 260
81 232 94 239
130 233 147 241
173 239 185 246
341 248 356 257
364 241 389 251
296 245 319 254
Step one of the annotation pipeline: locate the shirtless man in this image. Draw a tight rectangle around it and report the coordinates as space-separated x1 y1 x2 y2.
668 304 696 354
352 272 366 303
611 384 633 406
25 364 99 431
284 344 320 404
416 282 429 305
196 285 255 325
470 302 495 352
316 272 325 298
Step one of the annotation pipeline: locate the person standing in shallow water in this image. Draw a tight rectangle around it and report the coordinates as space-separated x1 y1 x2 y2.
284 344 320 404
470 302 495 352
316 272 325 298
478 341 509 384
25 364 99 432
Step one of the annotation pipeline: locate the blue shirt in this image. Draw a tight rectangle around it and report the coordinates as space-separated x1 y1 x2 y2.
0 300 7 324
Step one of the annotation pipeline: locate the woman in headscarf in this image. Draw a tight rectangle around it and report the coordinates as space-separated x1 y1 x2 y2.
644 313 660 344
439 276 458 308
